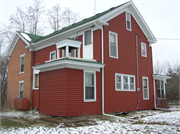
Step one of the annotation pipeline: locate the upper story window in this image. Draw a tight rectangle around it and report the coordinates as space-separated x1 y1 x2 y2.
84 71 96 102
142 77 149 100
84 30 92 46
115 73 135 91
50 51 56 60
20 54 25 73
19 81 24 98
157 80 165 98
141 42 147 57
126 12 131 31
109 31 118 58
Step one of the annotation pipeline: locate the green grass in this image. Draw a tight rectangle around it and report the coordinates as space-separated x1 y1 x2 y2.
0 118 29 129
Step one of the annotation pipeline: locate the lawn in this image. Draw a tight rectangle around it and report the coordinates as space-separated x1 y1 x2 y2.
0 105 180 134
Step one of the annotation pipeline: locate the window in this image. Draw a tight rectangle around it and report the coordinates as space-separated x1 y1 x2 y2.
20 54 25 73
141 42 147 57
109 31 118 58
63 49 76 57
115 73 135 91
143 77 149 100
84 71 96 102
157 80 165 98
84 30 92 45
19 81 24 98
50 51 56 60
33 70 40 89
126 12 131 31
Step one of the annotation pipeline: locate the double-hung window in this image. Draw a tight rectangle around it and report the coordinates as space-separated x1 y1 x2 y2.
126 12 131 31
141 42 147 57
84 30 92 46
84 71 96 102
20 54 25 73
19 81 24 98
33 70 40 89
109 31 118 58
115 73 135 91
157 80 165 98
50 51 56 60
142 77 149 100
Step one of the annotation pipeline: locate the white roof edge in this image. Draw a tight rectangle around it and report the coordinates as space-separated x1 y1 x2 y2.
153 74 171 80
5 31 30 57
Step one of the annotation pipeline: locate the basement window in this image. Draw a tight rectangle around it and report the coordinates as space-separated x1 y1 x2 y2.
84 71 96 102
115 73 135 91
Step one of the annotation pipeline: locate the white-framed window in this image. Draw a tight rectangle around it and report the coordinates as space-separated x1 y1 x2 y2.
157 80 165 98
84 71 96 102
109 31 118 58
20 54 25 73
84 29 92 46
50 51 56 60
19 81 24 98
62 49 76 57
115 73 135 91
141 42 147 57
142 77 149 100
33 70 40 89
126 12 131 31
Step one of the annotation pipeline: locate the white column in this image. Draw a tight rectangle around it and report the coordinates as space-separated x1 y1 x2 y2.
66 46 69 57
57 48 59 58
78 48 80 58
164 80 166 98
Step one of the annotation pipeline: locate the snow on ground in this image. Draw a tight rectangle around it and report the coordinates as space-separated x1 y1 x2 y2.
0 110 40 120
1 106 180 134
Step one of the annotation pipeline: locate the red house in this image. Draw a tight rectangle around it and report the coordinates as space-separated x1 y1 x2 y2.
5 1 170 117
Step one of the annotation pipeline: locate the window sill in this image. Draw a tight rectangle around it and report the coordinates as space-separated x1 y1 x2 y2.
33 88 39 90
115 89 135 92
109 56 118 59
143 98 149 100
84 99 96 102
19 72 24 74
126 28 132 31
141 55 147 57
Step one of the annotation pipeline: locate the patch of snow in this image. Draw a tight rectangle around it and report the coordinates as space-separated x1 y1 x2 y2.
21 33 31 42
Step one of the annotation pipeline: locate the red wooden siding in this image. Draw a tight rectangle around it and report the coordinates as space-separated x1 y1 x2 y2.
33 90 39 109
93 29 102 62
39 69 65 116
103 12 154 113
66 68 102 117
34 45 56 65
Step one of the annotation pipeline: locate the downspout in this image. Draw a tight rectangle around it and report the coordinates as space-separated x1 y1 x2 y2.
94 21 127 119
136 34 140 109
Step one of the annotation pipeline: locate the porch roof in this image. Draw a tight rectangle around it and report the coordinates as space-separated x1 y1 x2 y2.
32 57 105 72
153 74 171 80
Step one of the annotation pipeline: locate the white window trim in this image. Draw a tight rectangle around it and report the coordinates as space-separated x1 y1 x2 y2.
49 51 56 60
142 76 149 100
33 70 40 90
157 80 166 99
84 70 96 102
83 29 93 46
141 42 147 57
115 73 136 91
109 31 118 59
126 11 132 31
19 54 25 74
19 80 24 98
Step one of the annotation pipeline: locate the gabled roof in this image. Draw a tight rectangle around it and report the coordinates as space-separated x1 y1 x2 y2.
5 1 156 56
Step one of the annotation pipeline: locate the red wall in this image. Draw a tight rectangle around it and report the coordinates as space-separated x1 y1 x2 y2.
103 12 154 113
33 90 39 109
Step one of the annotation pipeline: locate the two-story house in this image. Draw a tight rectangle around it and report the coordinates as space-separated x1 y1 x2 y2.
5 1 170 117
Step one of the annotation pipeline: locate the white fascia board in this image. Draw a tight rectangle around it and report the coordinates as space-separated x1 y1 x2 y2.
32 59 104 72
153 74 171 80
16 32 30 46
56 39 82 49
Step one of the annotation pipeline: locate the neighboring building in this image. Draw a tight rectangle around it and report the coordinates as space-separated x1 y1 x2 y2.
5 1 170 117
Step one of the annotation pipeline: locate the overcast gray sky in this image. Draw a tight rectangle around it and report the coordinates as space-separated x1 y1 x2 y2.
0 0 179 66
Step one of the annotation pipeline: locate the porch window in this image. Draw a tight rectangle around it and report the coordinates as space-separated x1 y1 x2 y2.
109 31 118 58
50 51 56 60
126 12 131 31
115 73 135 91
20 54 25 73
34 74 39 88
143 77 149 100
63 49 76 57
84 71 96 102
157 80 165 98
141 42 147 57
19 81 24 98
84 30 92 45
